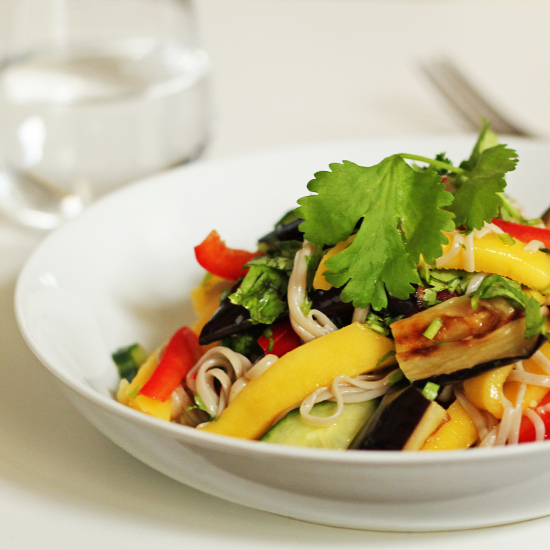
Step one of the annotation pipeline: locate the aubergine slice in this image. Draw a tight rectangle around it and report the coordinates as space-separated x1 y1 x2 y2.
258 217 305 244
198 286 355 345
349 383 448 451
390 295 540 384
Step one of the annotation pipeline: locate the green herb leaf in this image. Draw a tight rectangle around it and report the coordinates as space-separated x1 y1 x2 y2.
229 265 288 325
297 156 454 310
221 326 264 358
376 349 397 367
450 120 518 230
187 394 211 416
365 311 391 336
388 369 404 385
423 317 443 340
246 255 295 274
497 233 515 246
422 382 440 401
470 274 544 338
127 385 140 399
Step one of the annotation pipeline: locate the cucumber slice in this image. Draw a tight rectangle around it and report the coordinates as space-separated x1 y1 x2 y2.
260 399 378 450
112 343 149 382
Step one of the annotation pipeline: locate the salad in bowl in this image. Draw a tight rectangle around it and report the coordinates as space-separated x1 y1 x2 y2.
17 129 550 531
113 121 550 453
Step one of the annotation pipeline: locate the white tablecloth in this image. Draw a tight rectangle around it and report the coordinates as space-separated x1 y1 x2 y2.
3 1 550 548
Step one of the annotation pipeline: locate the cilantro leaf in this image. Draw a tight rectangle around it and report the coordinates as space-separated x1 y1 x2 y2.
221 326 264 359
246 255 295 274
470 274 544 338
296 156 454 310
450 119 518 230
229 265 288 324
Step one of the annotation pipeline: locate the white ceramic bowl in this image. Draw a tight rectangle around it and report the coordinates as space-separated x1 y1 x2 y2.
15 137 550 532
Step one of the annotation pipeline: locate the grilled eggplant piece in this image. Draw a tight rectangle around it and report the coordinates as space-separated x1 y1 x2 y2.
199 286 355 345
391 295 540 384
350 382 448 451
259 217 305 244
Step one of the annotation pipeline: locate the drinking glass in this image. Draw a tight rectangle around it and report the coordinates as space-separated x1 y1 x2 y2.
0 0 210 229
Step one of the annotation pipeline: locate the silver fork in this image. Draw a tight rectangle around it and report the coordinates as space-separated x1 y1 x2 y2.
420 59 534 137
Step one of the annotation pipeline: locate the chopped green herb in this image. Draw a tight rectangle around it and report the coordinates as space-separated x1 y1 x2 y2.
127 385 140 399
419 262 431 284
526 218 544 226
221 326 264 359
265 239 302 259
246 255 295 273
365 311 391 336
186 394 212 416
263 327 274 352
497 233 515 246
422 382 440 401
423 317 443 340
421 287 439 307
229 265 288 325
301 296 312 317
498 192 530 225
376 349 397 368
388 369 404 385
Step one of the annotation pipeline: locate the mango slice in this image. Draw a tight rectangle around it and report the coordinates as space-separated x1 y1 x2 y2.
199 323 395 440
191 273 233 335
421 400 477 451
117 350 172 421
504 341 550 410
463 364 515 419
313 236 355 291
437 232 550 292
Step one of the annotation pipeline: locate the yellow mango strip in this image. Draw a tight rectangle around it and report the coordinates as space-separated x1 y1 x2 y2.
191 273 233 335
463 364 515 419
421 400 478 451
313 236 355 291
436 232 550 292
524 288 546 305
199 323 394 440
504 341 550 410
117 349 172 421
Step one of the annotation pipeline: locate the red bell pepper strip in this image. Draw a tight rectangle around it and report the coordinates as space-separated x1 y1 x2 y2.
257 321 302 358
139 326 203 401
518 390 550 443
194 230 260 280
491 219 550 249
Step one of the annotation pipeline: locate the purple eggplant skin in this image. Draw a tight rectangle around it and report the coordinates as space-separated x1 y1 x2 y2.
198 285 355 345
198 296 288 345
382 288 421 318
349 382 432 451
412 334 547 387
259 215 367 246
258 217 305 244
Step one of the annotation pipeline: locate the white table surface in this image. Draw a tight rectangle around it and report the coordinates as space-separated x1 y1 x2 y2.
4 0 550 548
